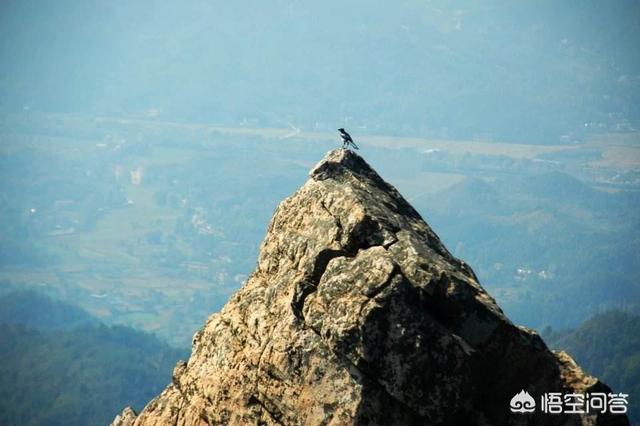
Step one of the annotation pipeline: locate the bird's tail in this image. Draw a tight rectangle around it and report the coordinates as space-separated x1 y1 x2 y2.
351 141 359 150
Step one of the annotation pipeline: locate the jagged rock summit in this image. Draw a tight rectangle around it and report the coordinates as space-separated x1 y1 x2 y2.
113 149 628 425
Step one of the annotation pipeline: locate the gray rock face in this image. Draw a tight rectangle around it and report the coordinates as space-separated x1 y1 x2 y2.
112 149 628 425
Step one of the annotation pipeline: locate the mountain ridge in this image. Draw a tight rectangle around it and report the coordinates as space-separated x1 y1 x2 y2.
113 149 628 425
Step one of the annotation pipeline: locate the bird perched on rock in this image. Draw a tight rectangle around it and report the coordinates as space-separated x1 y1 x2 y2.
338 128 359 150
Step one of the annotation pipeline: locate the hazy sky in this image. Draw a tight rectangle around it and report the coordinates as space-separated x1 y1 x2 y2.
1 0 639 142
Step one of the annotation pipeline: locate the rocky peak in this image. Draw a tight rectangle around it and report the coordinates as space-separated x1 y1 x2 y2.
113 149 628 425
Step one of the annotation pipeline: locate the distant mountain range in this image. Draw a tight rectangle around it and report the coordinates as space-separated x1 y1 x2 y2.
544 310 640 424
0 290 185 426
416 171 640 329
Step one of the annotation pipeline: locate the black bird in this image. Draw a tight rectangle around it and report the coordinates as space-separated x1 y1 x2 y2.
338 128 359 150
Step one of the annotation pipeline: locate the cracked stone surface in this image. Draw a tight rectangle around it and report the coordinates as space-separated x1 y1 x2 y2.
112 149 628 426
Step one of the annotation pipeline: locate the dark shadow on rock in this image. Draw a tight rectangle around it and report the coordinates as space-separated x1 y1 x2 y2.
350 272 630 425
